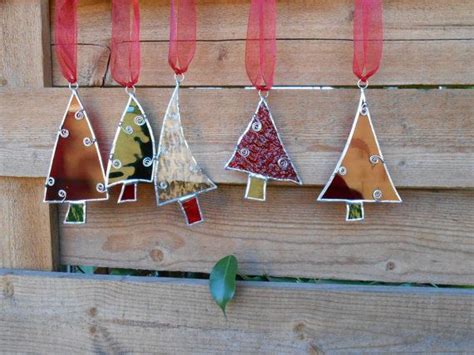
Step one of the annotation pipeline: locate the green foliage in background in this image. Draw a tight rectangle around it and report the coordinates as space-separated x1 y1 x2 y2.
65 264 474 292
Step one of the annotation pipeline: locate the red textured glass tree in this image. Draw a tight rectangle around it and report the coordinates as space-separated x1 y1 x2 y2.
225 98 301 201
226 0 301 201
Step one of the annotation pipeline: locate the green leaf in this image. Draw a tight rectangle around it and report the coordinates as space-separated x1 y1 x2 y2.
209 255 238 317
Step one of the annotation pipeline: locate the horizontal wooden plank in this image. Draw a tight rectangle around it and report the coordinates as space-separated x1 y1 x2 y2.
50 0 474 86
52 39 474 87
61 185 474 285
1 270 473 353
1 88 472 188
52 0 474 43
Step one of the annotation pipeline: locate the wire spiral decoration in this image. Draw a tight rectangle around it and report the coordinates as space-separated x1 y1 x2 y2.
278 157 289 170
112 159 122 169
143 157 153 167
240 148 250 158
251 118 262 132
75 110 84 120
134 115 146 126
370 155 384 165
83 137 94 147
58 189 67 202
361 102 369 116
373 189 383 200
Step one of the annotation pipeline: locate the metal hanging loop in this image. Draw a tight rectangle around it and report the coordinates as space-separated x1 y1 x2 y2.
357 79 369 90
174 73 185 85
125 85 137 96
68 82 79 92
258 90 270 100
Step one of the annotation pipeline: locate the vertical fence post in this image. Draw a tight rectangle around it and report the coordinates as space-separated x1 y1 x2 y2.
0 0 58 270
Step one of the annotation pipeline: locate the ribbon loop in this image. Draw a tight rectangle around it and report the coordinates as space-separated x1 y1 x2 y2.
55 0 78 84
111 0 141 88
353 0 383 82
246 0 276 92
169 0 197 75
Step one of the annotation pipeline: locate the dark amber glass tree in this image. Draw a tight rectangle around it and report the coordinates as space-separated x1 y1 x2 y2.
45 92 108 223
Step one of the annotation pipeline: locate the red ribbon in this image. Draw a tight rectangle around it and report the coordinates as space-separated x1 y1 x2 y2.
55 0 78 84
245 0 276 92
353 0 383 82
111 0 141 88
169 0 197 75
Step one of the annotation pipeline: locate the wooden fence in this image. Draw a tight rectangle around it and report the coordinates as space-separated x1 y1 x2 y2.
1 0 473 352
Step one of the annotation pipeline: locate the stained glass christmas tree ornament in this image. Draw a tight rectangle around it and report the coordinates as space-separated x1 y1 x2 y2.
158 0 214 225
318 88 402 221
44 87 108 224
154 78 216 225
106 90 155 203
226 94 302 201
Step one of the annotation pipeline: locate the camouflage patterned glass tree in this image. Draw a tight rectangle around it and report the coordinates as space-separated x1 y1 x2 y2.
106 0 154 203
106 94 155 203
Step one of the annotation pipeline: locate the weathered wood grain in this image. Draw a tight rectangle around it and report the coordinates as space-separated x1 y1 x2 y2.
1 270 473 353
0 178 57 270
50 0 474 86
0 0 57 271
1 0 51 88
60 185 474 285
52 39 474 87
0 88 472 189
51 0 474 43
